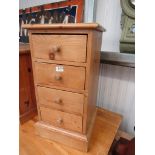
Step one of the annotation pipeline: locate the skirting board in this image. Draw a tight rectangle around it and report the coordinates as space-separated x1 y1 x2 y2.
35 109 97 152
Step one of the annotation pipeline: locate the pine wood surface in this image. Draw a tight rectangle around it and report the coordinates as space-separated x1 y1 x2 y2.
34 62 86 90
22 23 105 32
40 107 83 133
19 44 135 68
20 108 122 155
85 30 102 132
31 34 87 62
19 53 37 123
37 86 84 115
24 24 104 151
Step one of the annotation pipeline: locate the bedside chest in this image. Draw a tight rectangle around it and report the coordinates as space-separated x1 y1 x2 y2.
23 23 104 152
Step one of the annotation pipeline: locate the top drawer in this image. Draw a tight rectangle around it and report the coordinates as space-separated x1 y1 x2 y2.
31 34 87 62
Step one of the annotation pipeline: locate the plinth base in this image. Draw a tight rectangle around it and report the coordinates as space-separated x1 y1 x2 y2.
35 110 96 152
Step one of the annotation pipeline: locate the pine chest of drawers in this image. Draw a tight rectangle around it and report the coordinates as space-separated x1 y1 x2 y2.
23 23 104 152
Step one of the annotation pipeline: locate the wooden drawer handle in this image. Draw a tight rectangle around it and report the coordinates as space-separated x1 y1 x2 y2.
49 52 55 60
49 46 61 60
57 118 63 124
55 75 62 81
52 45 61 53
54 98 62 104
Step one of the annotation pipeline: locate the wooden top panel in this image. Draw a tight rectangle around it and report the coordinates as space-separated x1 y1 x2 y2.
22 23 105 32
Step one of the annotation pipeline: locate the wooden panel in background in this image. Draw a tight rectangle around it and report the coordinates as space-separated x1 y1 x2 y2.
19 55 31 115
19 54 37 123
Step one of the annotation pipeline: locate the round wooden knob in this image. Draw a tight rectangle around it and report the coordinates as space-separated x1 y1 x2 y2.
52 45 61 53
57 118 63 124
49 46 60 60
54 98 62 104
49 52 55 60
55 74 62 81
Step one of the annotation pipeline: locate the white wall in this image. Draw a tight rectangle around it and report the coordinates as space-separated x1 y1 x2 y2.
97 64 135 135
84 0 97 22
95 0 122 52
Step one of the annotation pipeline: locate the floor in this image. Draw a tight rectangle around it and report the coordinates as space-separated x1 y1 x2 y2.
20 108 122 155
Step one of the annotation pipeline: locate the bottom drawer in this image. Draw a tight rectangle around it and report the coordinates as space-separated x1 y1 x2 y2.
40 107 82 132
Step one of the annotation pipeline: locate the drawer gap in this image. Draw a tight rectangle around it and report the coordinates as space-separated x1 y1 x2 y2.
39 105 83 117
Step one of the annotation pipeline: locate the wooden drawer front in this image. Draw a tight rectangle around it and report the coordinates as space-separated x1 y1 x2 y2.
34 62 85 90
37 87 84 115
31 35 87 62
40 107 82 132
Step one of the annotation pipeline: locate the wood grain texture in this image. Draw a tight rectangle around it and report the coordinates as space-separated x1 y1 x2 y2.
20 108 122 155
35 109 96 152
25 24 104 151
19 55 30 115
20 43 135 67
34 62 86 90
32 57 87 67
19 54 37 123
22 23 105 32
19 42 133 136
40 107 83 133
31 34 87 63
20 108 37 124
37 86 84 115
84 30 102 133
35 121 88 152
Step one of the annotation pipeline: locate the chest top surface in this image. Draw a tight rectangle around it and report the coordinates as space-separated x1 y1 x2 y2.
22 23 105 32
